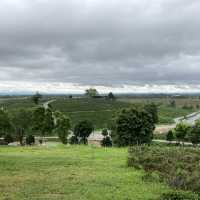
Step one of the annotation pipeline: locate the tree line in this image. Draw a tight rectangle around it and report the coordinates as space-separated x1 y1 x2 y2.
166 120 200 145
0 91 159 146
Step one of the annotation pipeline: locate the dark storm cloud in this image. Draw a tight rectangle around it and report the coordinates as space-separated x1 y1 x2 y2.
0 0 200 87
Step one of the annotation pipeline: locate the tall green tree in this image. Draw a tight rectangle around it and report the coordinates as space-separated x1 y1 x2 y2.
0 109 11 137
74 120 94 144
112 107 155 146
32 107 54 137
54 111 71 144
144 103 158 124
10 108 32 145
174 123 191 144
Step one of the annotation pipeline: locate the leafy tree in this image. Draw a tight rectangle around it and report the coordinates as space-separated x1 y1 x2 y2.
166 130 174 142
69 135 79 144
43 108 54 136
54 111 71 144
32 92 42 105
174 123 191 144
74 120 94 144
101 136 112 147
0 109 11 137
101 128 109 137
189 120 200 145
112 108 155 146
32 107 54 137
101 128 112 147
107 92 115 100
10 108 32 145
144 103 158 124
26 135 35 145
32 106 45 133
85 88 99 98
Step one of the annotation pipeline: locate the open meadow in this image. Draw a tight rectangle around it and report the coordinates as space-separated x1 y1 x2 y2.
0 145 170 200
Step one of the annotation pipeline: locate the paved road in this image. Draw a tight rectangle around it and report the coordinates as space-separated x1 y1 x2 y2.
174 111 200 125
155 111 200 134
43 99 56 109
153 139 199 146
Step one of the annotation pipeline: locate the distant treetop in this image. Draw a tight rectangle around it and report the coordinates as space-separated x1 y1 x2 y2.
85 88 99 98
107 92 115 100
32 92 42 105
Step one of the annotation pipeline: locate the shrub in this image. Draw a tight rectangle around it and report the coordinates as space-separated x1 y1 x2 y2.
166 130 174 142
4 134 14 144
128 146 200 193
189 120 200 145
160 191 200 200
26 135 35 145
174 123 191 143
101 136 112 147
69 135 78 144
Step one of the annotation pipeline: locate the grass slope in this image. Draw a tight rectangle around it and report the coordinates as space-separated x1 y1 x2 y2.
51 98 132 128
0 145 170 200
1 96 199 128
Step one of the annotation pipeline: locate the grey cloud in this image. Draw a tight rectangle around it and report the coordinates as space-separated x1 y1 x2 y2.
0 0 200 87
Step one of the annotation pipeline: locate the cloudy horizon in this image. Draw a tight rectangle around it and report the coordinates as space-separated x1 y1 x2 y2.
0 0 200 94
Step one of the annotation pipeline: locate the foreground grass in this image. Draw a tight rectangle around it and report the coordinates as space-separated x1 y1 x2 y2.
0 145 170 200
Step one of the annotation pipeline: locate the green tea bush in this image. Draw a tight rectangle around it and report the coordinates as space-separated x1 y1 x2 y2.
128 146 200 193
160 191 200 200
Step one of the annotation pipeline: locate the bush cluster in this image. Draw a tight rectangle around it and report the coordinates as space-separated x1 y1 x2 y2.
128 146 200 193
166 120 200 145
159 191 200 200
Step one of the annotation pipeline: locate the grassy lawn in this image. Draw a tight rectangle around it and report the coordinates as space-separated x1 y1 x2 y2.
0 145 170 200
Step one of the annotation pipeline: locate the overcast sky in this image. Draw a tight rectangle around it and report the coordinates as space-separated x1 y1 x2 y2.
0 0 200 93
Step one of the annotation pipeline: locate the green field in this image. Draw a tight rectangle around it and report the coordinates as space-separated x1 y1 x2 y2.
0 145 170 200
51 98 132 128
119 97 199 124
51 97 199 127
0 96 199 129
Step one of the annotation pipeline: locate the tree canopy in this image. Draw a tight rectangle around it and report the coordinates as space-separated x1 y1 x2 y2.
32 107 54 136
74 120 94 144
85 88 99 98
54 111 71 144
189 120 200 145
112 107 155 146
0 109 11 137
10 108 33 145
